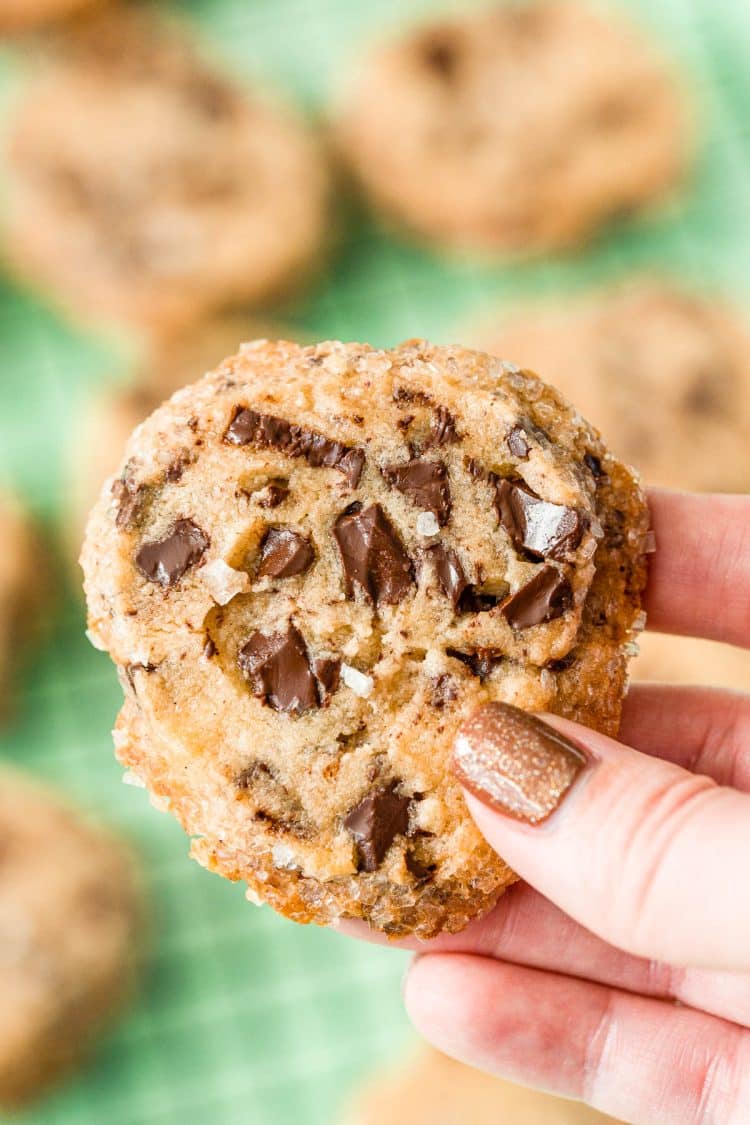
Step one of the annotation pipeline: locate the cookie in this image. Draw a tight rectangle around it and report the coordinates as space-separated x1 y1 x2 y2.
335 1 685 253
0 768 141 1108
479 282 750 492
0 494 43 717
5 12 329 333
0 0 98 34
82 340 648 938
68 315 287 569
342 1046 623 1125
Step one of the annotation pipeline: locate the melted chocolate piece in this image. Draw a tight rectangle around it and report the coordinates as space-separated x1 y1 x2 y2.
393 385 433 406
112 475 146 530
257 527 314 579
344 782 411 872
259 481 290 508
427 545 505 614
421 37 458 79
334 503 414 607
506 425 530 459
496 480 583 560
405 851 436 882
427 406 459 446
238 625 318 714
225 407 365 488
427 544 470 610
583 452 605 480
502 566 572 630
430 673 458 708
135 519 209 587
446 648 503 681
203 637 217 659
382 460 451 524
313 657 341 700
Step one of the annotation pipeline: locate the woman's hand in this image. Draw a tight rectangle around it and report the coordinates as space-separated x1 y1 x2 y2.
344 490 750 1124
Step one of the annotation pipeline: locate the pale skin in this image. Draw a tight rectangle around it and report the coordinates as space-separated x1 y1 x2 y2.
340 489 750 1124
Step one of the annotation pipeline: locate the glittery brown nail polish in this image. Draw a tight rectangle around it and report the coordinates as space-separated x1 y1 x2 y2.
452 702 587 824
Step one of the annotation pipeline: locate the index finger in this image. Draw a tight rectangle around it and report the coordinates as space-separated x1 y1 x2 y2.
644 488 750 648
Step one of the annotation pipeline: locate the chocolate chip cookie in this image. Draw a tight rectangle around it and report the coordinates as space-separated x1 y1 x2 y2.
68 316 287 569
0 769 141 1108
0 0 98 34
0 495 43 717
343 1046 623 1125
336 1 686 253
479 282 750 492
82 340 649 937
5 12 329 333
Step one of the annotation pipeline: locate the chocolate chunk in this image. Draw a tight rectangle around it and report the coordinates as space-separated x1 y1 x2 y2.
112 475 146 530
405 851 435 882
237 625 318 714
257 527 315 579
427 545 506 614
344 782 411 872
427 406 459 446
123 661 157 694
165 452 191 483
393 385 433 406
583 452 605 480
225 407 365 488
506 425 530 459
334 503 414 607
135 519 209 587
446 647 503 680
313 657 341 699
258 481 290 508
427 544 470 610
496 480 583 560
421 37 458 79
430 673 458 709
203 637 216 659
546 651 577 673
382 460 451 524
501 566 572 630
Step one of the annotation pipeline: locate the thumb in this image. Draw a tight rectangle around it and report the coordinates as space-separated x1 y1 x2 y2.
453 702 750 971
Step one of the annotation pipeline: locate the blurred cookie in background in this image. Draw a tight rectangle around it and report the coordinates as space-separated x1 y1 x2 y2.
342 1046 622 1125
0 494 44 719
67 315 292 569
0 0 100 35
336 1 686 254
4 10 330 334
476 282 750 493
634 632 750 692
0 768 142 1108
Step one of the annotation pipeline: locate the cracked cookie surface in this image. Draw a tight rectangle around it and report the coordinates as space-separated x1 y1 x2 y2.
336 0 686 253
83 340 648 937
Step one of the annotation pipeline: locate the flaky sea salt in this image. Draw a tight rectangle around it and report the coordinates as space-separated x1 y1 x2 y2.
202 559 250 605
85 628 107 652
341 663 374 698
272 843 298 870
416 511 440 537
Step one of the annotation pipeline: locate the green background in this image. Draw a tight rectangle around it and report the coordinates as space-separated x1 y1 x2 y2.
0 0 748 1122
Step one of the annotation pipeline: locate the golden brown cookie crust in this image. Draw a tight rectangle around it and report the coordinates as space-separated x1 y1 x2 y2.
336 1 686 253
0 769 142 1107
83 340 648 937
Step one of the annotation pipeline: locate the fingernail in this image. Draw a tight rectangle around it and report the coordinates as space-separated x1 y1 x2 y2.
452 702 587 824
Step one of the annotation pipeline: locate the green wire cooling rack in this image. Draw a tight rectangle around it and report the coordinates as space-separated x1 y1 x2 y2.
0 0 748 1121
